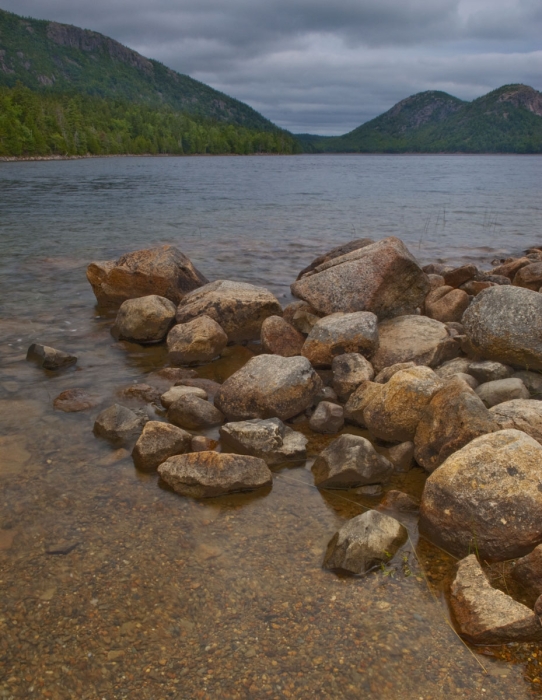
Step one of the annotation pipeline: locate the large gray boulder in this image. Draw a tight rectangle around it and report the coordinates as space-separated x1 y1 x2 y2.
420 430 542 560
450 555 542 644
371 315 459 374
158 452 272 498
332 353 375 400
219 418 307 466
462 285 542 370
93 404 145 443
311 434 393 489
475 378 530 408
291 237 429 320
214 355 322 421
167 395 224 430
176 280 282 342
301 312 378 367
490 399 542 445
323 510 407 574
27 343 77 370
111 295 176 344
132 421 192 471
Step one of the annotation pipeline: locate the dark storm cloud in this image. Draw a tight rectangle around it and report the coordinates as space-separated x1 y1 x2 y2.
3 0 541 133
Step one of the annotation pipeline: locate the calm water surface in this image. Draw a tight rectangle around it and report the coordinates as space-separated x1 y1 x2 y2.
1 155 541 699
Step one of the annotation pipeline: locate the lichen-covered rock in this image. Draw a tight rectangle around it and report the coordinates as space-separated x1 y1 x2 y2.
312 434 393 489
261 316 305 357
291 237 429 320
468 360 512 383
331 353 375 399
371 315 459 374
214 355 322 421
475 378 530 408
296 238 375 279
27 343 77 370
443 264 477 289
176 280 282 342
158 452 272 498
219 417 307 466
111 295 176 343
301 312 378 367
160 385 208 409
490 399 542 445
511 545 542 598
323 510 407 574
450 555 542 644
419 430 542 560
93 404 145 443
309 401 345 434
425 286 470 323
167 316 228 365
167 395 224 430
132 421 192 471
87 245 207 307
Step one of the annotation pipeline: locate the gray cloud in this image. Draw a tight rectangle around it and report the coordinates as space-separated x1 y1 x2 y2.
3 0 541 133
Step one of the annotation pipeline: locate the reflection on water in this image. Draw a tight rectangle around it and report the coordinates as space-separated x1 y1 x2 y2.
1 155 541 698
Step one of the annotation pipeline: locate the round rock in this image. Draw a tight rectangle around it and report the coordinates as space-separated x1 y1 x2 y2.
167 316 227 365
312 434 393 489
132 421 192 471
111 295 176 344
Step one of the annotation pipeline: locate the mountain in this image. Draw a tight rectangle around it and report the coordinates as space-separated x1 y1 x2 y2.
299 84 542 153
0 7 276 131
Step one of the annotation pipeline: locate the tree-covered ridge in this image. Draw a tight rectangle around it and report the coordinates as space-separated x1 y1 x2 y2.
0 8 277 131
0 85 300 157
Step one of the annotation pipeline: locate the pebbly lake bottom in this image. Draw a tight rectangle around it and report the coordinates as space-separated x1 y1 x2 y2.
0 299 540 700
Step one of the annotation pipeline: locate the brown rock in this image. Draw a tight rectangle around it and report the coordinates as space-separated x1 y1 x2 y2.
459 280 495 296
111 295 176 343
93 404 146 443
167 316 228 365
26 343 77 370
160 385 208 409
219 418 307 466
425 287 470 323
176 378 223 401
309 401 345 434
379 490 419 512
132 421 192 471
261 316 305 357
332 353 375 399
434 357 473 380
116 384 161 403
511 545 542 598
191 436 220 452
296 238 375 279
491 257 530 280
490 399 542 445
374 361 417 384
53 388 99 412
282 301 322 335
387 441 415 472
513 262 542 291
427 274 445 291
443 264 477 288
167 395 224 430
344 381 384 427
301 312 379 367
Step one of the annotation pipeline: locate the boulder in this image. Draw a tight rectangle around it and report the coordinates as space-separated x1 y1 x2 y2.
414 376 498 473
323 510 407 574
513 370 542 398
301 312 378 367
167 395 224 431
468 360 512 383
374 361 416 384
490 399 542 445
175 280 282 342
309 401 345 434
214 355 322 421
434 357 473 380
93 404 145 443
363 366 443 443
291 237 429 319
311 434 393 489
158 452 272 498
511 545 542 598
296 238 375 279
26 343 77 370
132 421 192 471
443 264 477 288
491 257 530 280
371 316 459 374
387 441 415 472
260 316 305 357
282 301 321 335
87 245 207 307
219 417 307 466
111 295 176 343
419 430 542 560
513 262 542 291
160 385 207 409
53 388 99 412
425 287 470 324
167 316 228 365
344 381 384 428
475 378 530 408
450 555 542 644
332 353 375 400
462 286 542 370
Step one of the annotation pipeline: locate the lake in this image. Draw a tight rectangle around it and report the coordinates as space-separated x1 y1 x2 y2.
1 154 541 699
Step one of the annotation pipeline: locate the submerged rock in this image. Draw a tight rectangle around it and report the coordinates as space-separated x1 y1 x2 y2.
93 404 145 443
219 417 307 466
53 388 99 412
301 312 378 367
260 315 305 357
111 295 176 344
378 490 419 513
309 401 345 434
312 434 393 489
167 316 228 365
167 395 224 430
132 421 192 471
26 343 77 370
332 353 374 400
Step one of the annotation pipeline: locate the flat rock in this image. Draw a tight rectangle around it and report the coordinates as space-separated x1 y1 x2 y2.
475 377 530 407
93 404 146 443
176 280 282 342
490 399 542 445
219 417 307 466
116 384 160 403
419 429 542 560
160 385 207 409
291 237 429 320
301 312 378 367
296 238 375 279
87 245 207 307
132 421 192 471
309 401 344 434
323 510 407 574
26 343 77 370
111 295 176 343
214 354 322 421
53 388 99 412
513 262 542 291
167 316 228 365
261 316 305 357
450 555 542 644
158 452 272 498
332 353 375 400
167 395 224 430
312 434 393 489
511 545 542 598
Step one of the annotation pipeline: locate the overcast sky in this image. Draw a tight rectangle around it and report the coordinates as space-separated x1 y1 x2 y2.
4 0 541 134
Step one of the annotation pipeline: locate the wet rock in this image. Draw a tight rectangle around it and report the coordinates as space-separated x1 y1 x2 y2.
53 388 99 412
468 360 512 383
450 555 542 644
387 441 415 472
475 378 530 407
291 237 429 319
434 357 473 380
323 510 407 574
93 404 146 443
260 316 305 357
160 385 207 408
167 395 224 431
158 452 272 498
414 376 498 473
379 490 419 512
214 354 322 421
191 436 219 452
374 361 416 384
296 238 375 279
363 366 443 443
98 448 130 466
309 401 345 434
147 367 198 384
371 315 459 374
332 353 375 400
490 399 542 445
491 257 530 280
176 280 282 342
443 264 477 289
45 540 80 555
176 378 222 401
462 286 542 370
425 286 470 324
513 262 542 291
419 429 542 560
282 301 321 335
111 295 176 343
511 545 542 598
132 421 192 471
219 417 307 466
312 434 393 489
26 343 77 370
344 381 384 428
302 312 378 367
513 370 542 398
167 316 228 365
87 245 207 307
116 384 161 403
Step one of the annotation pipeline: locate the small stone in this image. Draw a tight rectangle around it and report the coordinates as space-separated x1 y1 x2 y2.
468 360 513 383
511 544 542 598
111 295 176 343
443 264 478 288
261 316 305 357
175 378 222 401
379 490 419 512
434 357 472 380
374 362 416 384
309 401 344 434
425 286 470 323
513 262 542 291
312 434 393 489
160 385 208 408
93 404 145 443
513 371 542 398
313 386 339 404
475 378 530 408
45 540 79 555
167 316 227 365
168 395 224 430
26 343 77 370
332 353 375 400
116 384 160 403
219 417 307 466
132 421 192 471
53 388 99 412
453 372 479 390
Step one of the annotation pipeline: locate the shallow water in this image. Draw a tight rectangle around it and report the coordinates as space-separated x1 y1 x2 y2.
1 154 542 699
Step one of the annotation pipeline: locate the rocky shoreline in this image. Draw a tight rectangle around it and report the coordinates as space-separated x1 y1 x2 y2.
27 236 542 647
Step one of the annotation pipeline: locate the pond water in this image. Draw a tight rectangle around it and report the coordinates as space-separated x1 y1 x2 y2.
1 154 541 699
